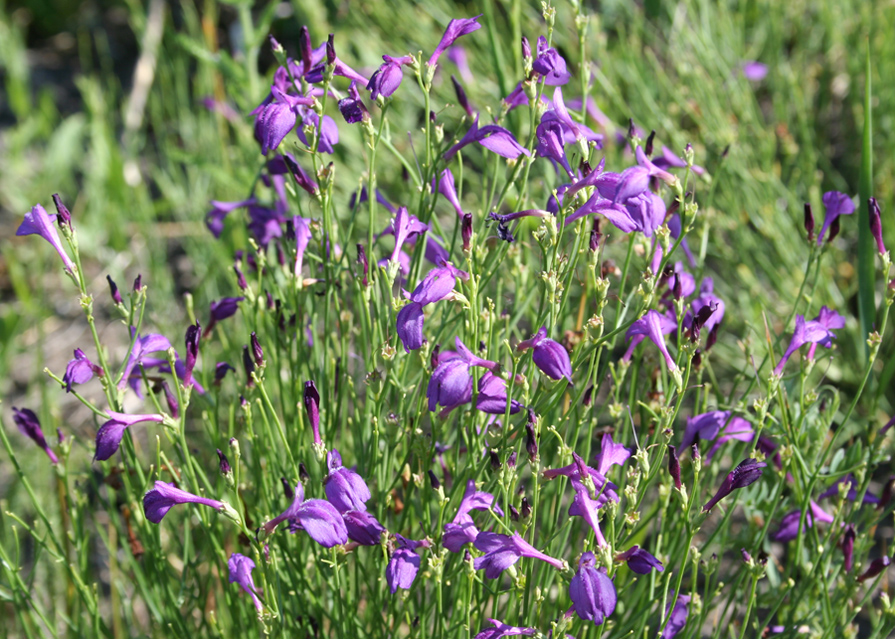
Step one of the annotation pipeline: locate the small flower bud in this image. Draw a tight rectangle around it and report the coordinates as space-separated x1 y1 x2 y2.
489 450 501 471
510 505 520 521
281 477 294 500
242 345 255 384
589 217 601 253
740 548 752 564
133 274 142 292
828 214 841 243
869 197 886 254
520 497 532 519
107 275 123 305
298 26 313 74
667 445 682 489
325 34 336 66
645 130 656 157
521 36 532 61
840 524 856 572
462 213 473 252
234 265 248 290
52 193 72 230
857 556 891 583
525 416 538 462
428 469 441 490
158 380 179 418
217 448 232 476
804 203 815 242
268 34 284 55
706 326 719 351
507 451 517 469
304 380 322 447
430 344 440 370
299 462 310 484
673 274 683 301
356 243 369 287
250 332 264 367
451 75 473 118
877 476 894 510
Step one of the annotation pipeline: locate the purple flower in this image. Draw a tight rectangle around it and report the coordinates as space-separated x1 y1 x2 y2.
228 553 263 612
680 411 753 460
444 116 531 160
427 338 498 415
689 278 725 335
386 534 432 593
451 74 475 117
293 216 312 278
436 168 466 218
118 332 173 391
324 449 371 512
205 297 244 333
535 118 573 176
63 348 104 392
297 111 339 154
532 36 570 85
741 61 768 81
107 275 123 304
473 531 565 578
615 545 665 574
661 593 691 639
343 510 386 546
816 192 856 245
205 198 256 238
338 81 370 124
841 525 856 572
443 479 502 552
543 452 619 506
473 619 536 639
397 262 468 352
627 310 678 371
95 411 166 461
818 474 880 505
569 552 616 624
259 480 347 547
651 146 705 176
702 458 766 512
367 55 414 100
11 407 58 464
255 87 314 155
546 87 602 146
569 478 608 546
516 326 572 383
773 306 844 375
594 433 632 475
17 204 75 273
475 372 523 415
143 481 225 524
428 15 482 67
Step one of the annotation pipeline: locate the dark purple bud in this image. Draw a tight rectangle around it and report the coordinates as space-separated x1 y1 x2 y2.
520 497 532 519
51 193 72 230
12 407 58 464
828 214 841 243
356 243 369 287
462 213 473 251
184 321 201 386
217 448 232 476
509 505 520 521
627 118 636 140
840 525 856 572
107 275 122 305
878 476 894 510
580 159 593 177
451 75 474 118
857 556 891 583
615 546 665 575
692 349 703 370
304 380 322 446
298 26 313 74
234 265 248 290
57 428 65 445
589 220 602 253
673 274 683 301
490 450 501 471
667 445 682 489
706 326 719 351
740 548 752 564
645 131 656 157
804 203 815 242
250 332 264 367
299 462 310 483
702 458 766 512
214 362 235 385
507 451 517 469
429 110 437 123
691 442 700 461
239 395 248 408
525 416 538 461
428 469 441 490
281 477 294 500
583 385 594 407
268 34 283 53
283 155 318 196
265 291 275 310
430 344 440 370
242 345 255 383
326 34 336 66
133 274 142 292
521 36 531 61
158 380 179 418
869 197 886 254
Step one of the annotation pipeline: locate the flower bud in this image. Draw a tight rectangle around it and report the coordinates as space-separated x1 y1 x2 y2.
326 34 336 66
304 380 322 447
489 450 501 471
298 26 313 74
217 448 232 476
299 462 310 484
804 203 815 242
644 130 656 157
589 217 601 253
357 243 369 287
427 469 441 490
840 524 856 572
507 451 517 469
828 214 841 243
250 332 264 367
462 213 473 252
520 497 532 519
869 197 886 254
107 275 123 305
281 477 294 500
510 505 520 521
234 265 248 290
525 415 538 462
857 556 891 583
451 75 474 118
158 380 179 418
740 548 752 564
242 345 255 384
52 193 72 230
430 344 440 370
133 274 142 292
521 36 532 61
667 445 682 489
